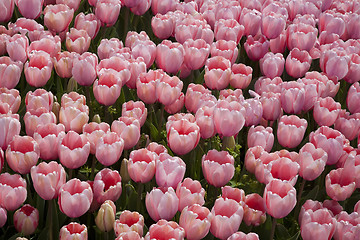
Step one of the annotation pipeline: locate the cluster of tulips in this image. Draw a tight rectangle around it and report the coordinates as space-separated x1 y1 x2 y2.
1 0 360 239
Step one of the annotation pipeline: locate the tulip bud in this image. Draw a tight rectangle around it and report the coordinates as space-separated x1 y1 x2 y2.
95 200 116 232
222 136 236 150
120 158 131 183
52 102 61 122
92 114 101 124
13 204 39 236
67 77 78 92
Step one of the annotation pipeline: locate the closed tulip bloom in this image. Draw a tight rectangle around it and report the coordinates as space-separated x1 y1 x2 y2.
136 70 164 104
0 88 21 113
95 200 116 232
53 51 79 79
60 222 87 240
286 48 312 78
261 12 286 40
74 13 101 39
195 105 216 139
214 100 245 137
270 30 287 54
30 161 66 200
183 39 210 71
131 40 157 69
56 0 81 10
298 143 327 181
0 0 14 22
114 210 144 237
204 56 231 90
167 119 200 155
202 149 235 187
280 81 305 114
259 52 285 79
334 211 360 240
347 82 360 114
93 72 122 106
244 35 269 61
243 194 266 226
95 132 123 166
59 131 90 169
146 187 179 222
260 92 282 121
145 219 185 240
95 0 121 27
319 11 345 37
179 204 212 240
66 28 91 54
25 88 53 112
230 63 252 90
59 103 89 133
13 204 39 236
243 98 263 127
320 48 350 81
156 74 183 106
314 97 341 127
286 23 318 52
263 179 296 219
93 168 122 204
122 101 147 127
214 18 244 44
247 126 274 153
239 8 261 37
44 4 74 33
83 122 110 154
0 57 23 89
72 52 98 86
156 40 184 74
15 0 43 19
126 57 146 89
6 34 28 63
128 148 156 183
111 116 140 150
277 115 307 149
156 153 185 189
228 232 260 240
97 38 124 60
176 178 205 212
0 173 27 211
58 178 93 218
24 108 57 137
301 208 336 240
151 13 174 40
0 114 21 151
185 84 212 113
211 40 238 65
6 135 40 174
221 186 245 203
334 111 360 141
210 197 244 240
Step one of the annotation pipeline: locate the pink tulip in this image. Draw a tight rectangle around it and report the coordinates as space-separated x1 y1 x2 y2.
259 52 285 79
27 35 61 58
239 8 261 37
13 204 39 236
56 0 81 10
204 56 231 90
156 74 183 106
334 110 360 141
255 76 282 95
66 28 91 54
299 200 324 225
58 178 93 218
97 56 130 86
269 30 287 54
202 149 235 188
319 11 346 37
228 232 260 240
0 173 27 211
82 122 110 154
136 70 164 104
244 35 269 61
243 194 266 226
263 157 300 186
174 17 213 45
93 168 122 204
128 148 156 183
183 39 210 71
313 97 341 126
261 12 286 40
301 208 336 240
24 51 53 87
211 40 238 65
277 115 307 149
116 231 143 240
0 114 21 151
122 101 147 127
286 23 318 52
185 84 212 113
93 73 122 106
15 0 43 19
0 88 21 113
0 0 14 22
320 48 350 81
214 18 244 44
298 143 327 181
230 63 252 89
286 48 312 78
344 53 360 84
44 4 74 33
10 18 45 42
72 52 98 86
97 38 124 60
0 207 6 228
247 126 274 152
195 105 216 139
213 100 245 137
53 51 79 79
156 40 184 74
24 108 57 137
144 219 185 240
167 118 200 155
58 131 90 169
6 34 29 63
151 12 174 39
114 210 144 237
280 81 305 114
146 187 179 222
130 39 156 68
0 57 23 89
155 153 185 189
146 142 167 156
111 116 140 150
60 222 87 240
176 178 205 212
260 92 282 121
221 186 245 203
95 0 121 27
96 132 124 166
151 0 178 15
74 13 101 39
263 179 296 219
6 135 39 174
210 197 244 240
334 211 360 240
347 82 360 114
126 57 146 89
179 204 212 240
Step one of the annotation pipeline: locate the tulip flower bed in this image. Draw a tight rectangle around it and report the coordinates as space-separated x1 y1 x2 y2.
1 0 360 239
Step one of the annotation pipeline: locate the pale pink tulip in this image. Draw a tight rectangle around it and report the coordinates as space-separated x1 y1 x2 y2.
176 178 205 212
277 115 307 149
111 116 140 150
146 187 179 222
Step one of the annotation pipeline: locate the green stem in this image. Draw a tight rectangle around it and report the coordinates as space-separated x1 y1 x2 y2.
294 178 306 219
90 155 97 180
104 105 111 123
270 217 277 240
85 86 92 119
48 200 53 240
137 182 144 213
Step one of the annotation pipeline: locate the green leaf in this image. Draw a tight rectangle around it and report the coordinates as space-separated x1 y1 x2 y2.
302 185 319 202
276 223 291 240
289 231 301 240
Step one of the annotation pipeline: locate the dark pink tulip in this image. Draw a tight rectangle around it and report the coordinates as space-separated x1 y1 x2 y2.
128 148 156 183
221 186 245 203
228 232 260 240
146 187 179 222
30 161 66 200
0 0 14 22
270 30 287 54
214 100 245 137
53 51 79 79
93 168 122 204
15 0 43 19
130 0 151 15
239 8 262 37
320 48 350 81
93 73 122 106
6 135 40 174
83 122 110 154
244 34 270 61
58 178 93 218
44 4 74 33
0 173 27 211
298 143 327 181
0 57 23 89
74 13 101 39
214 19 244 44
72 52 98 86
334 111 360 141
66 28 91 54
24 108 57 137
60 222 87 240
96 132 124 166
114 210 144 237
183 39 210 71
313 97 341 126
334 211 360 240
243 193 266 226
202 149 235 187
13 204 39 236
6 34 29 63
95 0 121 27
210 197 244 240
25 51 53 87
263 179 296 219
97 38 124 60
28 35 61 58
263 157 300 186
0 88 21 114
179 204 212 240
111 116 140 150
277 115 307 149
347 82 360 114
230 63 252 89
59 131 90 169
156 74 183 106
323 199 343 217
204 56 231 90
301 208 336 240
260 52 285 79
176 178 205 212
286 23 318 52
156 40 184 74
0 114 21 151
280 81 305 114
211 40 238 65
145 219 185 240
247 126 274 152
286 48 312 78
156 153 185 189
